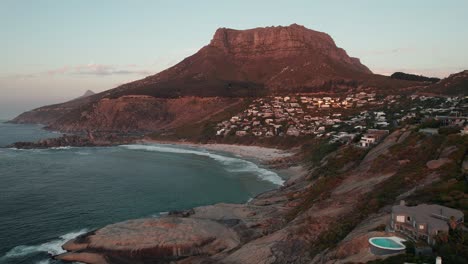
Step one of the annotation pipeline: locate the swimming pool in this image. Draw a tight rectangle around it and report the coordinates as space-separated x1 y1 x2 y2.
369 236 406 255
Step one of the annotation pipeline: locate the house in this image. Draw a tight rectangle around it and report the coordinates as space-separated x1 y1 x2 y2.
461 125 468 135
419 128 439 135
359 129 389 147
235 131 248 137
286 126 300 136
390 201 464 245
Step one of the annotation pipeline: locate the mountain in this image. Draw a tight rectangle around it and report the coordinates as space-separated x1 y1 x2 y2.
390 72 440 83
79 90 95 98
422 70 468 96
112 23 373 98
11 24 419 132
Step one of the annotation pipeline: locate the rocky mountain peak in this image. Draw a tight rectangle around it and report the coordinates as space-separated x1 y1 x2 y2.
208 24 371 74
79 90 95 98
210 24 332 55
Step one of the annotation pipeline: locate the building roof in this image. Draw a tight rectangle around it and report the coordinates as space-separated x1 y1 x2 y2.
392 204 464 231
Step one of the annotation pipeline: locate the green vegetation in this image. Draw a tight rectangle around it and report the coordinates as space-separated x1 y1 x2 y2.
438 126 463 135
313 146 368 178
408 134 467 220
302 140 340 168
390 72 440 83
308 131 465 258
148 99 252 143
419 118 442 128
434 228 468 264
286 141 368 222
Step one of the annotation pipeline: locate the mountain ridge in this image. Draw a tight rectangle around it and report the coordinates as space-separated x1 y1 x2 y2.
11 24 423 132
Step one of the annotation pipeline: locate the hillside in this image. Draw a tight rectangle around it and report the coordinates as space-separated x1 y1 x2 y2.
422 70 468 96
12 24 421 132
55 128 468 264
390 72 440 83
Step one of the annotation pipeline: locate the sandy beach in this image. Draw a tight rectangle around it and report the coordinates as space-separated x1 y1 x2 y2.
140 139 307 184
141 140 297 163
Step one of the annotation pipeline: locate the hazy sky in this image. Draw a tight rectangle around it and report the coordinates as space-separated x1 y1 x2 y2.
1 0 467 119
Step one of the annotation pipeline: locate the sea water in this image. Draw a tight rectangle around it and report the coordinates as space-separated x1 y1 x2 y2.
0 121 283 264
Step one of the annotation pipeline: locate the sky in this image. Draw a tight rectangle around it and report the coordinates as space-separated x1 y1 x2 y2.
1 0 468 119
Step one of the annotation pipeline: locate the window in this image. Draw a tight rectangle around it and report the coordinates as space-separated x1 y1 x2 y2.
419 224 424 230
407 216 411 221
396 215 405 223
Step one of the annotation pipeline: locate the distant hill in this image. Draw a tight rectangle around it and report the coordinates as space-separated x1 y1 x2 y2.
11 24 422 132
422 70 468 96
390 72 440 83
79 90 95 98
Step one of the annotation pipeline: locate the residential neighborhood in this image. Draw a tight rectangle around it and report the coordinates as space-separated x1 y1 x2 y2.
214 93 468 146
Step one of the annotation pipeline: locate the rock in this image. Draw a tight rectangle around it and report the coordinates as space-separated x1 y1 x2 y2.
426 158 452 169
8 135 98 149
462 156 468 173
398 159 410 165
60 217 240 263
6 133 138 149
55 252 108 264
440 146 458 158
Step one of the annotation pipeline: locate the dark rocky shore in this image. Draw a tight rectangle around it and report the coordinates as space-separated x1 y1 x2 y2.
6 133 139 149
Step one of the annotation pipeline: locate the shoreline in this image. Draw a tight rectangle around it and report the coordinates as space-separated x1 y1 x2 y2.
140 139 298 164
135 139 307 186
52 140 308 264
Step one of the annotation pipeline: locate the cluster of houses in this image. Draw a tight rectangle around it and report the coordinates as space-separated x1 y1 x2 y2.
402 95 468 122
215 93 394 139
215 93 467 148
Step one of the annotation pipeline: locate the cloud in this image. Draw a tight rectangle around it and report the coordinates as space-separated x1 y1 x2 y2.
363 47 415 56
46 63 153 76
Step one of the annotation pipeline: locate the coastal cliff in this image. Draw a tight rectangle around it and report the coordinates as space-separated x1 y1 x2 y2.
55 127 468 263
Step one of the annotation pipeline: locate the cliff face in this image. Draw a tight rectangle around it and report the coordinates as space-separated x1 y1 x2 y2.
209 24 370 73
12 24 408 132
132 24 372 95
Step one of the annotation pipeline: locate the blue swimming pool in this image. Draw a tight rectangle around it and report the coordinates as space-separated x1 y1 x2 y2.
369 237 406 255
370 238 405 249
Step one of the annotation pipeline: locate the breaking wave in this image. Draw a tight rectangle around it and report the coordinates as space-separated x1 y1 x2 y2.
120 144 285 185
2 229 88 259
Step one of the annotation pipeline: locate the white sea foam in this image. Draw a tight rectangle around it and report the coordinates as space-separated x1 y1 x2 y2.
2 229 88 259
50 146 73 150
120 144 285 185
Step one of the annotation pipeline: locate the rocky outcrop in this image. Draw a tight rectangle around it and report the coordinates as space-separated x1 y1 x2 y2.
209 24 371 73
79 90 96 98
426 158 452 169
7 134 136 149
56 218 241 264
55 168 307 264
8 135 98 149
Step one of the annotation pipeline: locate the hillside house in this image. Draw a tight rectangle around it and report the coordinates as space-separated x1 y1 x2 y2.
461 125 468 135
390 201 464 245
359 129 389 147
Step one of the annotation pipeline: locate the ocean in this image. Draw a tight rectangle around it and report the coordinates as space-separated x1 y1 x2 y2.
0 121 284 264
